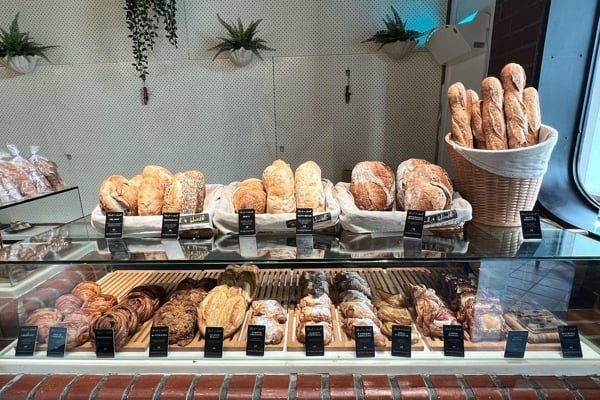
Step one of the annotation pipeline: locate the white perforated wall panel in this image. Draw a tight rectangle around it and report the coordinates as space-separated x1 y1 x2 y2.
0 1 446 212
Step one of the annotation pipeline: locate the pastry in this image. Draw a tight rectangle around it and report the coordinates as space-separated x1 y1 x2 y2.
337 290 372 306
501 63 528 148
482 77 508 149
197 285 248 339
373 291 405 308
296 321 333 345
408 284 459 338
98 175 138 215
24 308 62 344
377 305 412 326
184 170 206 212
217 264 259 301
127 285 167 305
334 272 372 298
82 294 118 314
341 318 386 347
350 161 395 211
448 82 474 147
120 293 158 323
90 303 139 349
299 293 332 308
250 315 284 345
55 294 83 315
299 271 330 297
162 172 198 214
72 281 102 302
263 160 296 213
168 289 208 306
294 161 325 212
298 305 331 323
138 165 173 216
176 277 217 292
233 178 267 214
338 302 377 322
63 308 99 325
153 300 198 346
524 87 541 145
251 300 287 323
57 320 90 349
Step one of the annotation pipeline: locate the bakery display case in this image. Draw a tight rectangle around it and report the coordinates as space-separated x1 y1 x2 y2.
0 216 598 376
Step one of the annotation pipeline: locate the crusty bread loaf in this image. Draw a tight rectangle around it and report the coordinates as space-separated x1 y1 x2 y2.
403 164 453 211
466 91 485 149
233 178 267 213
295 161 325 212
350 161 395 211
184 170 206 212
138 165 173 216
163 173 198 214
448 82 473 148
523 87 541 146
263 160 296 213
501 63 528 148
99 175 138 215
481 77 508 150
396 159 431 210
129 174 143 192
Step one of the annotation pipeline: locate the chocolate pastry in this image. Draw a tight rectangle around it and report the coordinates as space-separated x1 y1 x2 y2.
127 285 166 306
55 294 83 315
296 321 333 345
342 318 386 347
24 307 62 344
57 320 90 349
299 271 330 297
71 281 101 302
175 277 217 292
91 303 139 349
83 294 118 314
120 293 156 323
299 293 332 308
168 289 208 306
153 300 197 346
333 272 372 298
250 315 284 345
251 300 287 323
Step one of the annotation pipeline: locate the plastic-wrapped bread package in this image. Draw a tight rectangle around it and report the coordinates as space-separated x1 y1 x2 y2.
29 146 65 190
0 151 35 198
0 152 23 204
7 144 51 194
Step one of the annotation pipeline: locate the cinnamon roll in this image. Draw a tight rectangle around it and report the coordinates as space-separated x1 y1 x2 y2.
63 308 100 325
90 304 139 349
57 320 90 349
120 293 156 323
127 285 166 305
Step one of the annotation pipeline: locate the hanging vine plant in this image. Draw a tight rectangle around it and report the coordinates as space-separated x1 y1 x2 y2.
124 0 178 104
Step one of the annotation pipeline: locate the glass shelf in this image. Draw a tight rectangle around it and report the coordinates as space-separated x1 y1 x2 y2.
0 187 80 210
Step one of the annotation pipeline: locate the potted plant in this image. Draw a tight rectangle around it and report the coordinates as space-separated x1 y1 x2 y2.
0 13 56 74
362 6 424 60
209 14 275 67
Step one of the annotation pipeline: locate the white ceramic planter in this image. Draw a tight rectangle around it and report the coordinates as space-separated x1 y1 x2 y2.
381 40 417 60
229 48 254 67
0 55 41 74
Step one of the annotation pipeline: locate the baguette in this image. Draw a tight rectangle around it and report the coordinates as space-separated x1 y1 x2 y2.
481 77 508 150
523 87 541 145
501 63 528 148
448 83 473 147
471 100 485 149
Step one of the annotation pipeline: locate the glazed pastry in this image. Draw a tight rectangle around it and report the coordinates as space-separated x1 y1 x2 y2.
168 289 208 306
333 272 372 298
296 321 333 345
298 305 331 323
197 285 248 339
57 320 90 349
24 308 62 344
72 281 101 302
251 300 287 324
82 294 118 314
350 161 395 211
408 284 459 338
250 315 284 345
299 293 332 308
153 300 198 346
55 294 83 315
341 318 386 347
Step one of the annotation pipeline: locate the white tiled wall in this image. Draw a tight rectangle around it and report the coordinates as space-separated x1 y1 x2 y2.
0 1 446 212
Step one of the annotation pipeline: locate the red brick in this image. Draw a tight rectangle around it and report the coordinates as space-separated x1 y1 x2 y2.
95 375 134 400
529 376 566 389
226 375 256 400
0 375 16 390
506 388 539 399
33 374 76 400
395 375 429 400
64 375 104 400
472 388 503 400
580 389 600 399
160 375 195 400
193 375 224 400
563 376 600 389
260 375 289 399
296 374 322 400
361 375 392 400
429 375 466 400
496 375 531 389
463 375 504 400
543 388 576 400
1 374 47 400
329 375 356 400
127 375 163 400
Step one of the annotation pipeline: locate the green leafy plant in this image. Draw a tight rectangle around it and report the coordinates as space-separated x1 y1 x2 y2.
362 6 424 50
209 14 275 61
0 13 56 61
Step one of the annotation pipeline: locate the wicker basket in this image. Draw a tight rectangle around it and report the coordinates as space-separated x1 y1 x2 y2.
444 125 558 227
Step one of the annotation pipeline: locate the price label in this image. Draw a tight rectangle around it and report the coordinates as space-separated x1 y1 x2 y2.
305 325 325 356
391 325 412 358
149 327 169 357
238 209 256 236
404 210 426 239
246 325 266 357
354 326 375 358
161 213 180 239
443 325 465 357
204 327 224 358
94 328 115 358
520 211 542 240
104 212 124 238
558 326 583 358
296 208 314 234
46 327 67 358
504 331 528 358
15 326 38 356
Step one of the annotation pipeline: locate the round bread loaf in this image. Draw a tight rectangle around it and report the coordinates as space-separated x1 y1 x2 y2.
350 161 395 211
396 159 431 210
402 164 453 211
99 175 138 215
233 178 267 213
138 165 173 216
162 172 198 214
128 173 143 192
295 161 325 212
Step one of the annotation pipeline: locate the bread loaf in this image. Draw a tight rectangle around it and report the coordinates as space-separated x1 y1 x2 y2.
396 159 431 210
163 173 197 214
448 83 473 147
350 161 395 211
295 161 325 212
481 77 508 150
501 63 528 148
138 165 173 215
397 160 453 211
471 100 485 149
184 170 206 212
128 174 143 192
99 175 138 215
233 178 267 213
263 160 296 213
523 87 541 145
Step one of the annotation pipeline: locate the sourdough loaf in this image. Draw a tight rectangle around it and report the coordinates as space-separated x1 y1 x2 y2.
396 159 453 211
263 160 296 213
162 173 198 214
99 175 138 215
295 161 325 212
350 161 395 211
233 178 267 213
138 165 173 215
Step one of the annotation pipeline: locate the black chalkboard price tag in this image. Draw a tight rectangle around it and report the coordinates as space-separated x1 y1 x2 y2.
94 328 115 358
204 327 224 358
404 210 426 239
149 327 169 357
246 325 266 357
354 325 375 358
558 326 583 358
296 208 314 234
520 211 542 240
15 326 38 356
46 327 67 358
443 325 465 357
391 325 412 358
504 331 528 358
161 213 180 239
305 325 325 356
104 212 124 238
238 209 256 236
